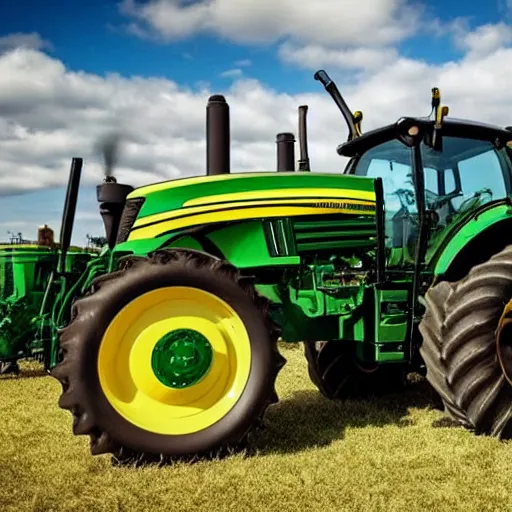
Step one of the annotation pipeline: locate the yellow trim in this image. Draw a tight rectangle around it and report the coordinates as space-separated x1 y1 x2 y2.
127 171 367 198
128 200 375 241
97 286 251 435
133 191 376 229
184 187 375 207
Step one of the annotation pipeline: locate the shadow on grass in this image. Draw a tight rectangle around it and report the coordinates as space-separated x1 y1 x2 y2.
249 379 441 455
108 378 446 468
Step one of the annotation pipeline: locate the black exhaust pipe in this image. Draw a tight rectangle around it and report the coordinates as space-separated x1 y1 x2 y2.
97 177 134 250
314 69 358 142
58 157 82 274
206 95 230 175
298 105 311 171
276 133 295 172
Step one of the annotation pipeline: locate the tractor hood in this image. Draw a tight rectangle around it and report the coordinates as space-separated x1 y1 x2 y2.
120 172 377 242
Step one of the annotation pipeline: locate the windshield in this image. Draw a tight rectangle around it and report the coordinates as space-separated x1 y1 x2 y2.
350 136 512 268
421 137 510 217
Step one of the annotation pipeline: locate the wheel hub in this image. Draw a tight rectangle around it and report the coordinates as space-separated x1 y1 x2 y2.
151 329 213 389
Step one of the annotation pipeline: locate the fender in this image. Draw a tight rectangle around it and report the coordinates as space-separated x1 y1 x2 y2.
429 200 512 279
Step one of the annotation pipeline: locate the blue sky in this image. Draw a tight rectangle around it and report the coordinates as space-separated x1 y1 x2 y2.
1 0 512 244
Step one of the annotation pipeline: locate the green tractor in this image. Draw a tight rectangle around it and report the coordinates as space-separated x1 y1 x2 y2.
6 68 512 462
0 225 99 375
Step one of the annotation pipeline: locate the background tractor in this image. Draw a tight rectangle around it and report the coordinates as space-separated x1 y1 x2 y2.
0 223 99 375
3 69 512 463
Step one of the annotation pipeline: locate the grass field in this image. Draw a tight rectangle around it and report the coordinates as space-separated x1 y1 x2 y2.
2 343 512 512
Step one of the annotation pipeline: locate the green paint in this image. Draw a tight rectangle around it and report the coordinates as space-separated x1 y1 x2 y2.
151 329 213 388
129 172 377 218
114 236 177 257
374 288 408 350
207 221 300 268
432 203 512 274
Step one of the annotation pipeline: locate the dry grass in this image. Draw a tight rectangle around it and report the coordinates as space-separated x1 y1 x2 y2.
1 344 512 512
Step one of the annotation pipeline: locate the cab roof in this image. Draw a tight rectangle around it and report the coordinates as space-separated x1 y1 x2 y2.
337 117 512 159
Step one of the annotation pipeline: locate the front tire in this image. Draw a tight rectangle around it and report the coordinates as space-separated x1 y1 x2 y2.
51 249 286 461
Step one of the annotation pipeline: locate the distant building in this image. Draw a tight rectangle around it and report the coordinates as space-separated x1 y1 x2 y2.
38 224 55 247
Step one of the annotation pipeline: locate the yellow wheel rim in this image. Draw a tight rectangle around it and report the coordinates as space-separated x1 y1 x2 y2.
97 286 251 435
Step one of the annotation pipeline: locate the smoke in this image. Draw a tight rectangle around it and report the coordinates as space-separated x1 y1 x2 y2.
95 132 123 178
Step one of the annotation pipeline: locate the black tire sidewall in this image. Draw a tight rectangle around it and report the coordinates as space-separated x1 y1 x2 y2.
76 260 276 456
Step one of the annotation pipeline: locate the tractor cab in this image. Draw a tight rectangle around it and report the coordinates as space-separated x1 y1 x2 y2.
341 118 512 270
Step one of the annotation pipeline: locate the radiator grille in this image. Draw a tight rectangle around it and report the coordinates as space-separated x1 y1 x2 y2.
264 215 376 256
293 217 376 254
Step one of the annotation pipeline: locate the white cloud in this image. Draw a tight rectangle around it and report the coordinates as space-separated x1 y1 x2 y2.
0 32 53 53
0 43 512 193
279 43 399 71
0 46 316 199
234 59 252 67
123 22 155 41
220 68 243 78
120 0 423 47
118 0 434 74
453 22 512 57
3 43 512 195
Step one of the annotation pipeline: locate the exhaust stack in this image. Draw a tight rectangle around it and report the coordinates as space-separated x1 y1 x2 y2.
298 105 311 171
276 133 296 172
58 157 82 273
96 177 134 249
206 95 230 175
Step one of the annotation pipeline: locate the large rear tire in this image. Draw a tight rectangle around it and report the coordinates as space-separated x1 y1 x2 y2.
50 249 286 462
419 245 512 438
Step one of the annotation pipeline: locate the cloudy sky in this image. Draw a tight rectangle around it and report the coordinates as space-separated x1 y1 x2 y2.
1 0 512 243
